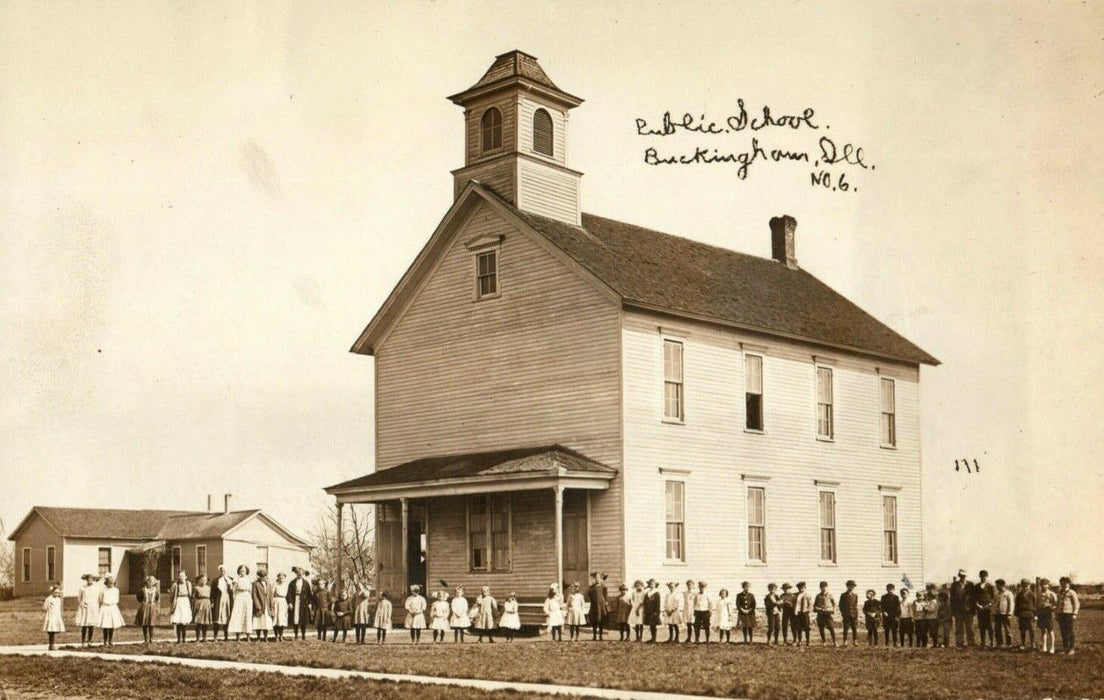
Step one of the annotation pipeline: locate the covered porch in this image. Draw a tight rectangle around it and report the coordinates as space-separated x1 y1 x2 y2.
325 445 615 619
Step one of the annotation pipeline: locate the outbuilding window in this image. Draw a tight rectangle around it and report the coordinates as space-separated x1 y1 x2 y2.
21 548 30 582
47 546 56 581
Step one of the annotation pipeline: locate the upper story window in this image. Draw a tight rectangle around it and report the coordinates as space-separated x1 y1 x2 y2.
480 107 502 153
532 108 553 157
663 339 684 421
476 249 498 298
745 354 764 431
880 377 896 447
816 366 834 439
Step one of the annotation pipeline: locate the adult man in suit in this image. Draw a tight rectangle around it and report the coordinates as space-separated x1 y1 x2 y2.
839 579 860 647
949 568 976 647
286 567 315 640
586 571 607 640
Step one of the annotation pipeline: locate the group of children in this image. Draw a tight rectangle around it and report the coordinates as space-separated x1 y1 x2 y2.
41 567 1082 656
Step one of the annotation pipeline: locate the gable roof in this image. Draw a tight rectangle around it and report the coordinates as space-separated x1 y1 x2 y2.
326 445 615 493
352 184 938 366
8 506 311 548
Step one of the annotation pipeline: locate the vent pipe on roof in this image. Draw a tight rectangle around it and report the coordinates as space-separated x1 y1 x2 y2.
224 494 232 514
770 215 798 270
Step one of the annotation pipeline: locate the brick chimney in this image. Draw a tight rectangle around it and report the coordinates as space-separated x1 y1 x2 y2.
223 493 232 514
206 494 213 512
770 215 798 269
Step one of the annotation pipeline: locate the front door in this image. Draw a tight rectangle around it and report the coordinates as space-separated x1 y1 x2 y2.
376 503 403 595
561 490 589 590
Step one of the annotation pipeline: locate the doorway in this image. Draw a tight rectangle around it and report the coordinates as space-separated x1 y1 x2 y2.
561 490 589 590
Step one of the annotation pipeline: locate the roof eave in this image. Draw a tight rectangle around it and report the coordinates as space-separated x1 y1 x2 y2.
447 78 583 109
622 300 939 367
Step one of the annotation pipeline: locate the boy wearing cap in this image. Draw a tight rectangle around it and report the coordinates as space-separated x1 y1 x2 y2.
994 579 1014 647
862 589 881 645
1014 579 1036 650
813 581 836 646
974 570 996 648
693 581 712 643
880 584 901 647
839 580 860 646
1056 576 1079 655
780 583 797 645
794 582 812 647
764 583 783 645
1036 577 1057 653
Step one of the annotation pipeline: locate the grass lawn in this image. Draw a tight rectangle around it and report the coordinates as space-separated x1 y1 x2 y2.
0 655 564 700
0 597 175 647
87 609 1104 699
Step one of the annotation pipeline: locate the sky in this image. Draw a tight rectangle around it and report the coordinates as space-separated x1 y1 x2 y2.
2 1 1102 582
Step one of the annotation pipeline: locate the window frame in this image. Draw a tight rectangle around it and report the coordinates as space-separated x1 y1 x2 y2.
662 339 685 423
474 248 499 300
744 353 764 432
664 479 687 564
532 107 554 157
255 546 269 574
196 544 207 579
46 545 56 582
818 489 838 565
170 545 182 580
880 376 897 448
21 547 30 582
480 107 503 153
746 485 767 564
97 547 111 577
882 494 899 565
467 494 513 573
816 365 834 441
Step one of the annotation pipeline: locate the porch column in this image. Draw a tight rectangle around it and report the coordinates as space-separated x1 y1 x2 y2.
400 498 409 593
554 485 564 592
335 501 344 596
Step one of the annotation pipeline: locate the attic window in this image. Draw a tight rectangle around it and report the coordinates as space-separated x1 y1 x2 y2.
476 249 498 299
533 108 553 157
480 107 502 153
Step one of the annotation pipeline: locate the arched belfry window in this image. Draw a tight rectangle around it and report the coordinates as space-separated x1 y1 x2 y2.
480 107 502 153
533 108 553 157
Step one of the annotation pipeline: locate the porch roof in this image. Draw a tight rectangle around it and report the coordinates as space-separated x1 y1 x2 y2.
325 445 616 503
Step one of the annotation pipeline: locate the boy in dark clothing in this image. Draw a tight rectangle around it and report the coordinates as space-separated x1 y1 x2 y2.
974 570 996 648
839 580 860 647
862 590 881 645
881 584 901 647
1015 578 1036 650
780 583 797 645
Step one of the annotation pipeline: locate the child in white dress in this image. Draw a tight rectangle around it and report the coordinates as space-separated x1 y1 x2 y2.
715 588 735 643
98 575 125 646
374 590 393 645
75 574 100 646
449 586 470 643
43 586 65 649
430 590 451 643
544 584 565 641
404 584 427 644
499 592 521 641
227 565 254 640
565 582 587 641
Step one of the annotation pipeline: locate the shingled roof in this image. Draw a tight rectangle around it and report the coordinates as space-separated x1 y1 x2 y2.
448 51 582 107
508 205 939 366
326 445 615 492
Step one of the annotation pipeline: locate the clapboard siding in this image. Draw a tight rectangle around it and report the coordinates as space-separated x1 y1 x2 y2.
465 95 518 166
516 158 581 225
453 158 516 202
426 490 556 597
621 309 923 602
375 200 624 588
517 95 568 166
12 515 64 597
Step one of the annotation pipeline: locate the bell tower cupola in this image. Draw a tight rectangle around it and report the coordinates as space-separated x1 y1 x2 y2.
448 51 583 225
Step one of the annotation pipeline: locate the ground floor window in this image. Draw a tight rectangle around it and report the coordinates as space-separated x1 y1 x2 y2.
883 495 898 564
747 487 766 563
468 494 512 571
256 546 269 574
665 480 686 562
196 544 207 578
171 545 182 580
818 491 837 563
98 547 111 576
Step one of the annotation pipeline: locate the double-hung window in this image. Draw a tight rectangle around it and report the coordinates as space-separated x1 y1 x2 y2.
476 250 498 298
819 491 837 563
21 548 30 582
816 366 834 439
880 378 896 447
468 495 512 571
663 340 684 421
47 546 56 581
664 480 686 562
747 487 766 562
97 547 111 576
171 545 182 580
883 495 899 564
196 545 207 578
745 354 764 431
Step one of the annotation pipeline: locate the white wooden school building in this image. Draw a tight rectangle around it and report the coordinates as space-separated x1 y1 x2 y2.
326 51 939 608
